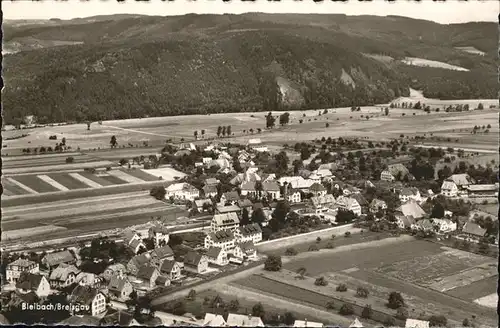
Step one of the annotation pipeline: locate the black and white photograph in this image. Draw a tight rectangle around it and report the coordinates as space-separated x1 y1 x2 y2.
1 0 498 326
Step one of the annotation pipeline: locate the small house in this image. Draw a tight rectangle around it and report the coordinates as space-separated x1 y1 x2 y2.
369 199 387 213
262 181 281 200
68 285 107 316
226 313 264 327
160 260 182 281
309 183 327 197
150 245 175 268
136 265 160 289
127 253 151 276
462 222 487 240
220 191 240 206
148 225 170 248
183 251 208 274
49 264 80 289
206 247 229 266
205 230 236 251
16 272 51 298
108 274 133 301
42 250 76 269
6 259 39 284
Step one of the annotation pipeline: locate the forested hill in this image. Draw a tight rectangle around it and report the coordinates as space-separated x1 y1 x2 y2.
2 14 497 124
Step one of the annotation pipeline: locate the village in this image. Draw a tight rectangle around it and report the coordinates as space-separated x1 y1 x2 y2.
1 132 498 327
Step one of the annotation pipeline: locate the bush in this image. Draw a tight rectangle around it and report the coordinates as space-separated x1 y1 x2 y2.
339 304 354 315
308 244 319 252
429 315 447 327
325 242 335 249
326 301 335 310
361 305 373 319
384 317 396 327
344 231 351 237
316 237 321 243
264 255 282 271
395 307 408 320
356 287 369 298
284 248 298 256
387 291 405 309
331 234 336 240
462 318 470 327
150 186 167 200
186 289 196 301
314 277 328 286
65 156 74 164
336 284 347 292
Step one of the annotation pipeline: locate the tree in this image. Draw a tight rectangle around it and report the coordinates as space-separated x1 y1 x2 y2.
217 126 222 137
251 208 267 225
361 305 373 319
284 312 296 325
274 151 289 175
339 304 354 315
228 299 240 312
266 112 276 129
325 122 330 128
285 247 298 256
264 255 282 271
429 315 447 327
336 210 356 223
222 126 227 137
462 318 470 327
110 135 118 148
119 158 128 166
356 286 369 298
272 200 290 222
66 156 74 164
187 289 197 301
336 284 347 292
193 130 198 140
201 129 205 139
252 302 265 317
150 186 166 200
387 291 405 309
308 244 319 251
240 208 250 226
227 125 232 136
431 202 445 218
326 301 335 310
279 112 290 126
477 103 484 110
385 107 389 116
314 276 328 286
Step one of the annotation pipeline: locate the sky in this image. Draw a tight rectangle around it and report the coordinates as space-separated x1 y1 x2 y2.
3 0 498 24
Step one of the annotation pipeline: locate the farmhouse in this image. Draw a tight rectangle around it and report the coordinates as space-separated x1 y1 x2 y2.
216 204 241 215
350 193 368 208
399 187 422 203
68 285 107 316
6 259 39 284
206 247 229 266
335 196 362 216
369 199 387 213
310 194 336 210
395 200 426 219
166 183 200 201
205 230 236 251
309 183 327 197
380 164 411 181
290 178 315 192
49 264 80 289
42 250 76 269
462 222 486 240
102 263 127 281
108 274 133 301
234 223 263 244
396 215 416 230
234 241 257 260
466 184 498 198
240 181 257 197
262 181 281 200
183 251 208 274
226 313 264 327
155 275 171 287
160 260 182 281
432 218 457 233
441 174 474 197
75 272 104 288
211 213 240 232
16 272 51 298
412 219 434 232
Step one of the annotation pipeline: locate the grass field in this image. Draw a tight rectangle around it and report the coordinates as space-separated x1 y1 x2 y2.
3 105 497 154
401 57 469 71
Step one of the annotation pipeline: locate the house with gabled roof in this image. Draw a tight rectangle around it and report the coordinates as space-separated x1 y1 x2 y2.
216 204 241 215
6 259 39 284
467 184 499 198
68 285 107 316
240 181 257 197
399 187 422 203
226 313 264 327
335 196 362 216
412 219 435 232
237 199 253 214
405 318 430 328
202 184 218 198
432 218 457 234
203 313 227 327
160 260 181 281
206 247 229 266
166 183 200 201
42 250 76 269
462 222 487 240
49 263 80 289
211 212 240 232
148 225 170 248
286 187 301 204
127 253 151 275
220 191 240 205
235 223 262 244
194 198 213 213
396 215 417 230
136 265 160 289
102 263 127 281
309 183 327 197
441 173 474 197
16 272 51 298
395 200 426 219
381 163 412 182
310 195 336 210
369 199 387 213
108 273 133 301
205 230 236 251
233 241 257 260
150 245 175 268
100 310 140 326
262 181 281 200
183 251 208 274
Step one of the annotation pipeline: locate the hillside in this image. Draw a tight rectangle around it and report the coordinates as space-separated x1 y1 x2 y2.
2 14 497 124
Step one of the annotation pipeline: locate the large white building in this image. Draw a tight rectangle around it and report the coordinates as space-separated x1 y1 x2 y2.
211 213 240 232
166 183 200 201
6 259 39 284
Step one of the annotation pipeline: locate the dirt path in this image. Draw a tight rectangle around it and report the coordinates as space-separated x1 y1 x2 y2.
102 125 171 138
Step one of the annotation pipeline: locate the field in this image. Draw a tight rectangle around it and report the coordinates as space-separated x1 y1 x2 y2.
2 167 166 197
3 106 498 156
1 191 188 244
235 238 498 327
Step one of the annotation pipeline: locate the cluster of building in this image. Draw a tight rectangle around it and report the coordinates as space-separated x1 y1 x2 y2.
440 173 499 199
